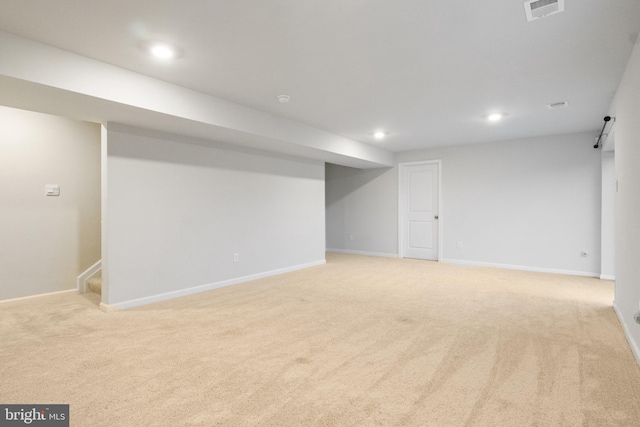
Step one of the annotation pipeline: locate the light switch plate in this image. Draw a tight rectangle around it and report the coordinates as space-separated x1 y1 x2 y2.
45 184 60 196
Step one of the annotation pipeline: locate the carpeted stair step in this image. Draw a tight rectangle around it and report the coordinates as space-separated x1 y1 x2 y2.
87 276 102 295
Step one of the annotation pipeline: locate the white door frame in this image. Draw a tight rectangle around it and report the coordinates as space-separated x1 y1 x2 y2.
398 160 443 260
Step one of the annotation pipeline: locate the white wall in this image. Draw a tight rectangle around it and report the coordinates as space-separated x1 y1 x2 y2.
0 106 101 300
600 151 615 279
326 164 397 256
609 39 640 362
327 132 603 276
103 124 325 307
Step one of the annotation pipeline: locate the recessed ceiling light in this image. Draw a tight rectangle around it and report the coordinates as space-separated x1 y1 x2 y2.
374 131 386 140
149 43 175 60
277 95 291 103
487 113 503 122
141 41 182 61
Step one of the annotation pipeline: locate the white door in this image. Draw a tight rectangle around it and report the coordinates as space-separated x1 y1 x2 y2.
399 162 439 260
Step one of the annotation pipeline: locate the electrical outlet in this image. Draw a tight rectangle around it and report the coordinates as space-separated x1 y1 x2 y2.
456 241 462 249
233 253 239 263
349 234 354 241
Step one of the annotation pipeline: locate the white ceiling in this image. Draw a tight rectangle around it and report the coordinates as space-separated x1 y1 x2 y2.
0 0 639 153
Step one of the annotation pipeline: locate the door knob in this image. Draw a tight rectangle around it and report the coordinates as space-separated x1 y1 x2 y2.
434 215 439 219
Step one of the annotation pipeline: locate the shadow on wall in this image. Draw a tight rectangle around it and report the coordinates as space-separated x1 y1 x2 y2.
325 163 398 255
107 123 322 179
325 163 393 200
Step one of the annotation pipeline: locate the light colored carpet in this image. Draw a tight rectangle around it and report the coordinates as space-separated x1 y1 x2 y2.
1 253 639 426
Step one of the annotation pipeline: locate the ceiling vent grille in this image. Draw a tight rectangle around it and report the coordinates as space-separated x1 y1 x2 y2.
524 0 564 22
547 100 568 109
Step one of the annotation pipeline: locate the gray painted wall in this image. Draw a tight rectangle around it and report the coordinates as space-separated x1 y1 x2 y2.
327 131 602 276
104 125 325 306
326 164 397 256
610 39 640 361
600 151 615 279
0 106 101 300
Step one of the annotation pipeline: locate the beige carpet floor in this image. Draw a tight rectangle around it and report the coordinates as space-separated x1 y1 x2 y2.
1 253 640 426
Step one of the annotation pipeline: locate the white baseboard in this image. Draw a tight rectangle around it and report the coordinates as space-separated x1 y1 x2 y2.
0 289 77 304
99 302 118 313
600 274 616 281
440 258 599 278
77 259 102 293
613 302 640 366
99 259 326 311
326 248 399 258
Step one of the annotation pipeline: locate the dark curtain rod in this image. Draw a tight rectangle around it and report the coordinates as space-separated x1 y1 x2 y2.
594 116 615 149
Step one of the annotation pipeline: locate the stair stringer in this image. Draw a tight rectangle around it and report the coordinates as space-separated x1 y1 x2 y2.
77 260 102 293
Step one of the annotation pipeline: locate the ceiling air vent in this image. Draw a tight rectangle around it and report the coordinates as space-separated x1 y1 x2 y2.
547 100 568 109
524 0 564 22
